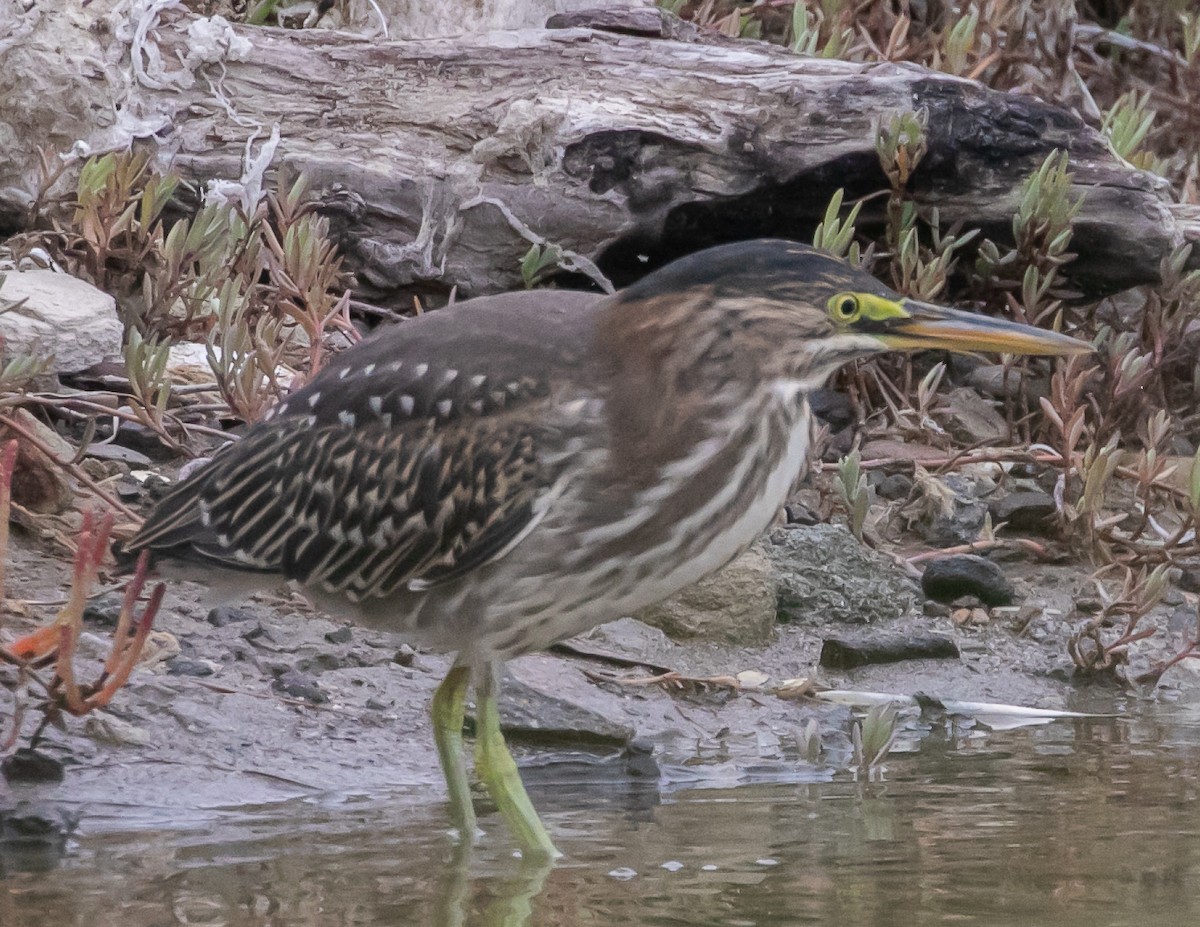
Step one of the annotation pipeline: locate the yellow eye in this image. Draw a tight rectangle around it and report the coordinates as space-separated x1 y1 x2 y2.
829 293 861 323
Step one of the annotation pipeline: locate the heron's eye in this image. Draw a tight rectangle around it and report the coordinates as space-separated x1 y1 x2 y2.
829 293 861 323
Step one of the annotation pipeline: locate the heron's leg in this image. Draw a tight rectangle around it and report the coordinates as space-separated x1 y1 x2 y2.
473 663 560 859
431 662 476 842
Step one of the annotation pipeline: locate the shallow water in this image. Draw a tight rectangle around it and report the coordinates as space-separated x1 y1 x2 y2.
4 698 1200 927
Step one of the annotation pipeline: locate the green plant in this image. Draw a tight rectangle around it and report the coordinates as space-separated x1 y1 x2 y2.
1102 90 1163 173
851 703 898 780
123 329 181 452
520 243 564 289
811 188 862 263
835 450 869 543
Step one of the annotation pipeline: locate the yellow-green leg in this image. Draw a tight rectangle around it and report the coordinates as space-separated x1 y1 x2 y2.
431 663 476 842
473 666 560 859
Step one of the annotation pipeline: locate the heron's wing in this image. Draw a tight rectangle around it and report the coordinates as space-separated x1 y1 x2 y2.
121 291 602 598
125 414 557 599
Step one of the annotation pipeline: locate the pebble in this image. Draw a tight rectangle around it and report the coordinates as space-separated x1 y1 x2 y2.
607 867 638 880
207 605 256 627
82 593 124 629
324 626 353 644
273 670 328 704
1 748 64 783
166 658 216 677
242 623 271 643
808 388 855 431
989 491 1057 534
921 555 1016 607
874 472 913 501
393 645 416 666
661 860 684 871
923 601 952 619
951 607 990 627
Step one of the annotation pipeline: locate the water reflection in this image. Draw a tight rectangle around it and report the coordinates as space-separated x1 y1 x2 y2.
3 703 1200 927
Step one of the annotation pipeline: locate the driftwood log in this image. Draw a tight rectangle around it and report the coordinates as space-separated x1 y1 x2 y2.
1 2 1195 307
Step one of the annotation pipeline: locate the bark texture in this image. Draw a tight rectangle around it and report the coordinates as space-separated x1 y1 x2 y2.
0 1 1194 306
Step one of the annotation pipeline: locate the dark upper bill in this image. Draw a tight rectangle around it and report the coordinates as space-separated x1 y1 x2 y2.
878 300 1093 356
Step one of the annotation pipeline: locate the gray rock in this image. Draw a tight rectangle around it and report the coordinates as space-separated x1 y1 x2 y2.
166 658 216 677
580 617 675 667
819 631 959 668
83 593 124 629
921 555 1016 607
0 802 77 871
393 644 416 666
272 670 328 703
1 748 64 783
808 388 855 431
636 543 777 644
324 626 353 644
872 471 913 501
989 490 1057 534
498 657 634 746
935 387 1008 445
767 524 917 625
967 364 1049 402
207 605 255 627
0 270 123 374
912 472 990 547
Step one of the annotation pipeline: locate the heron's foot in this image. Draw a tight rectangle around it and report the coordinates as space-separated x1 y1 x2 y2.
473 689 561 860
431 664 477 843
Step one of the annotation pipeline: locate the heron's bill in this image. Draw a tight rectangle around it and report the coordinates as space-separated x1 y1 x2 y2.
879 301 1092 356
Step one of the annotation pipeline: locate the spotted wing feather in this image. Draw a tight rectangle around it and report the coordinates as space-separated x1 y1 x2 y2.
121 290 602 598
125 412 558 599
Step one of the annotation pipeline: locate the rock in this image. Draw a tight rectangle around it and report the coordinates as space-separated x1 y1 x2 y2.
273 670 328 703
207 605 255 627
808 388 855 431
393 644 416 666
872 471 913 501
0 270 123 374
989 491 1057 534
1 748 64 783
951 607 991 627
784 501 821 524
324 626 353 644
636 543 777 644
83 713 152 746
0 803 77 872
499 656 634 746
909 472 989 547
580 617 675 667
934 387 1009 445
967 364 1049 402
166 658 217 677
819 631 959 668
83 592 124 629
1176 567 1200 594
923 601 951 619
921 555 1016 607
767 525 917 625
0 408 75 513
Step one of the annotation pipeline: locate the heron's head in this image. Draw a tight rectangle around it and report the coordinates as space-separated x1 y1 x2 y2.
611 239 1091 389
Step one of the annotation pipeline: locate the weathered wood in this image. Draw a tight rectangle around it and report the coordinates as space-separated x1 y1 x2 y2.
0 2 1193 308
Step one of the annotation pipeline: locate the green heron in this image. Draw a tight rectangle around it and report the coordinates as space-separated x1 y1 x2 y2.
120 239 1089 857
